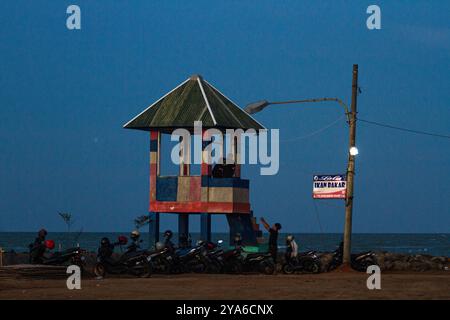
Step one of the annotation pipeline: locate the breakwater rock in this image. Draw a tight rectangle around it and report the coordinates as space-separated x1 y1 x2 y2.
314 251 449 272
374 252 449 272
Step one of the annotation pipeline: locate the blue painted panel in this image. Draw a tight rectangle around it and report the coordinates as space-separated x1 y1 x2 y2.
150 140 158 151
156 176 178 201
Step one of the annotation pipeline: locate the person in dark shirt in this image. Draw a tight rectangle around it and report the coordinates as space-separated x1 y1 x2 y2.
126 230 142 253
29 229 48 264
163 230 175 253
260 218 282 263
233 233 242 248
97 237 119 268
212 157 236 178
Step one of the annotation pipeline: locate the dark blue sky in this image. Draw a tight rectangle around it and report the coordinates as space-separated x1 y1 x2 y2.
1 1 449 233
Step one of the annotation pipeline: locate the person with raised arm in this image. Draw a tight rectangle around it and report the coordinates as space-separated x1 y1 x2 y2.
260 217 282 264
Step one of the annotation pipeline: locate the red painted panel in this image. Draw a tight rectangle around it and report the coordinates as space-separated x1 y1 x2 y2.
150 164 157 176
150 131 159 140
151 201 205 213
189 177 201 201
234 164 241 178
201 163 211 176
150 201 250 214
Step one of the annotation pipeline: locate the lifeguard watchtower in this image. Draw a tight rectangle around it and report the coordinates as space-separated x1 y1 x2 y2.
124 75 264 248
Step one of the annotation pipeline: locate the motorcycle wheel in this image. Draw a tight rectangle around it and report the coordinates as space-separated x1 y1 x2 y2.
355 258 376 272
206 261 221 274
282 263 295 275
94 263 106 278
260 261 275 275
327 260 340 272
137 263 152 278
227 261 242 274
303 259 320 274
170 264 184 274
157 259 172 274
192 262 207 273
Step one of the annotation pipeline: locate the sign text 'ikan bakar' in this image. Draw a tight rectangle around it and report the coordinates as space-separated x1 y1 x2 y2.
312 175 347 199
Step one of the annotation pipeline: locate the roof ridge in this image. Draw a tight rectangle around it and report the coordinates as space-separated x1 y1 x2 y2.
197 77 217 125
203 81 244 128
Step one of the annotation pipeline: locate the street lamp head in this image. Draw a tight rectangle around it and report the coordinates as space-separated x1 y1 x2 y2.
244 100 270 114
349 146 359 156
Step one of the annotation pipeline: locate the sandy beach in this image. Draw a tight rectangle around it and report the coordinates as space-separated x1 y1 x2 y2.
1 271 448 300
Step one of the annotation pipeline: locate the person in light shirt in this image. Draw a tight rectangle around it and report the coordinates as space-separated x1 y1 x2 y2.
285 235 299 262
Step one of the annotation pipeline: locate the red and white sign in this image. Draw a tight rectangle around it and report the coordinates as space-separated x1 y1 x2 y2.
313 175 347 199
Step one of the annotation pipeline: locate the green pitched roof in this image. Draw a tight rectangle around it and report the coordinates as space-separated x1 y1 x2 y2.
123 75 265 132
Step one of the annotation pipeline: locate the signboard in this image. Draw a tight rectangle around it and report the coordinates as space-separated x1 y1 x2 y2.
313 174 347 199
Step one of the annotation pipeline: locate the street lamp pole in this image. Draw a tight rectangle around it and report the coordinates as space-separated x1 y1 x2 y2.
343 64 358 266
245 64 359 268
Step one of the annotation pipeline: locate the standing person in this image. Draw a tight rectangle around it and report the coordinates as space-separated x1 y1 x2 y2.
285 235 298 263
29 229 48 264
260 218 282 263
126 230 142 254
163 230 175 253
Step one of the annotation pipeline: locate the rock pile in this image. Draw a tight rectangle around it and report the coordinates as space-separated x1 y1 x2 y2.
374 252 449 272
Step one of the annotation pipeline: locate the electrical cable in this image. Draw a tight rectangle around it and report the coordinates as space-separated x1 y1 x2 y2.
281 114 346 142
358 118 450 140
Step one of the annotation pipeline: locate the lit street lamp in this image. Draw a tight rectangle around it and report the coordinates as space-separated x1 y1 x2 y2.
245 65 359 268
349 146 359 156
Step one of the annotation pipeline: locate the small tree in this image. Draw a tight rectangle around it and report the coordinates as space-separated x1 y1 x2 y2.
58 212 75 233
134 215 150 230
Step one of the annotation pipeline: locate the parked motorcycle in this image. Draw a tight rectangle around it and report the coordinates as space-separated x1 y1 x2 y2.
282 235 321 274
202 240 225 273
222 247 244 274
223 246 275 275
93 236 151 278
29 239 86 269
328 242 377 272
146 243 181 274
241 250 275 275
147 238 223 274
282 250 321 274
175 241 211 273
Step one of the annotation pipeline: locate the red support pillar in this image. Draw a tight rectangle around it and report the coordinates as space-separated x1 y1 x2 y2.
149 130 160 249
201 129 212 241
